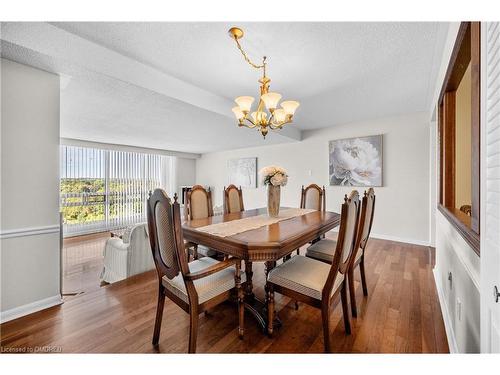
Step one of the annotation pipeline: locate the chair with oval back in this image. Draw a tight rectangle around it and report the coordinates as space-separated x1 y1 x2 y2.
300 184 326 211
291 184 326 257
146 189 245 353
223 184 244 214
185 185 214 220
305 188 375 318
266 191 361 352
184 185 218 259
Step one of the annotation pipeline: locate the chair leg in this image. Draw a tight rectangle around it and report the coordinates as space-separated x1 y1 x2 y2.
321 304 331 353
296 248 300 255
267 285 275 337
340 281 351 335
193 244 199 260
360 257 368 296
152 286 165 346
188 306 199 353
238 294 245 339
294 301 299 310
348 269 357 318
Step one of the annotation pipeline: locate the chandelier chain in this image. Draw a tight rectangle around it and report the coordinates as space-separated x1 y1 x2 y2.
234 37 266 74
229 27 298 138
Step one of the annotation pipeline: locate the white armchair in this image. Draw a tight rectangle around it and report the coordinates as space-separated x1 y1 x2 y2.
100 223 155 283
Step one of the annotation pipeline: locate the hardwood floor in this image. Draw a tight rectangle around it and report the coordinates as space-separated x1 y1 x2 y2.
0 237 449 353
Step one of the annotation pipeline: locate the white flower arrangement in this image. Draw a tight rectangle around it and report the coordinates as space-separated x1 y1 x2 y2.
259 165 288 187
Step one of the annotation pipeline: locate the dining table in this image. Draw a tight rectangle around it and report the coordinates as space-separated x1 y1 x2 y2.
182 207 341 331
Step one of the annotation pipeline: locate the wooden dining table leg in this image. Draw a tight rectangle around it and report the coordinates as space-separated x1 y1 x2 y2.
242 259 281 333
264 261 276 305
244 260 254 299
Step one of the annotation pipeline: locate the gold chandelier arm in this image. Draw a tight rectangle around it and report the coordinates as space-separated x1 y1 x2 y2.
239 118 258 129
267 111 275 124
270 118 291 129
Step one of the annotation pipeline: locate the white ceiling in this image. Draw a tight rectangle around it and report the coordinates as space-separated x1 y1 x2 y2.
1 22 448 154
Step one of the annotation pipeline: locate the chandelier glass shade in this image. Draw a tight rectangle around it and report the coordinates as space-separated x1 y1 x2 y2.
228 27 300 139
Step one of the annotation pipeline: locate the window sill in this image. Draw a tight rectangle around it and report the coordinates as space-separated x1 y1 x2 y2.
437 204 480 256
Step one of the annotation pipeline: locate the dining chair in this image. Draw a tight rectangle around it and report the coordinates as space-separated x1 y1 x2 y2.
291 184 326 257
266 191 361 352
146 189 245 353
305 188 375 318
184 185 217 259
459 204 471 216
300 184 326 211
223 184 244 214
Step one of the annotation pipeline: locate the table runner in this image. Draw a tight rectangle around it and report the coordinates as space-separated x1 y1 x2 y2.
194 208 316 238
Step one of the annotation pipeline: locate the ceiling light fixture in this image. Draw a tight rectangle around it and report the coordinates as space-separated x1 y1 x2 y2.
228 27 300 139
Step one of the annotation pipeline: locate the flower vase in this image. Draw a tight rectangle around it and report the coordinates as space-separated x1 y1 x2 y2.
267 185 281 217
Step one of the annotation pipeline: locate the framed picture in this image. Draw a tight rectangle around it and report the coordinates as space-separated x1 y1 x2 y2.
329 135 383 187
227 157 257 188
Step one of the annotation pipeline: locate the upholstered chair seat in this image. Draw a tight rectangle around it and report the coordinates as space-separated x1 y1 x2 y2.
306 239 362 264
162 257 246 304
267 255 344 300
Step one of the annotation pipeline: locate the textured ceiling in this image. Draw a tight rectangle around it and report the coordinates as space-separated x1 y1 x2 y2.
1 22 448 153
60 73 285 154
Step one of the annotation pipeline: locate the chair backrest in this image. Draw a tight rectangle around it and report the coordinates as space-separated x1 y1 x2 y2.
127 223 155 274
186 185 214 220
459 204 471 216
146 189 189 281
322 191 360 300
357 188 376 251
223 184 244 214
300 184 326 211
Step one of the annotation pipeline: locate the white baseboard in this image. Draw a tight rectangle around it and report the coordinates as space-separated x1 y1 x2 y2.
433 268 458 353
0 295 63 324
369 233 430 247
328 228 430 247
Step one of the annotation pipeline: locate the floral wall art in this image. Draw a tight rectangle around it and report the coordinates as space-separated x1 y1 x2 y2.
227 157 257 188
329 135 383 187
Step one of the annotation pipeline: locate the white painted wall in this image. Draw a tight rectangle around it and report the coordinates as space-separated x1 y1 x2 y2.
0 59 62 321
434 212 480 352
176 157 196 197
197 112 430 245
430 22 481 353
429 121 437 247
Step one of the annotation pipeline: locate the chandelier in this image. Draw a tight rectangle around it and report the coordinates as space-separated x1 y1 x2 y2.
228 27 300 139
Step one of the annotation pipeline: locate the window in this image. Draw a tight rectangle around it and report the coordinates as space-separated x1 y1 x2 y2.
60 145 175 236
438 22 480 254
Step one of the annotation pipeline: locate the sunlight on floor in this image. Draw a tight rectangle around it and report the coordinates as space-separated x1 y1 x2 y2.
62 233 108 297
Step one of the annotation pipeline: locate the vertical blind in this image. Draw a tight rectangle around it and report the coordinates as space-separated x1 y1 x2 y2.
486 22 500 244
60 145 175 236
